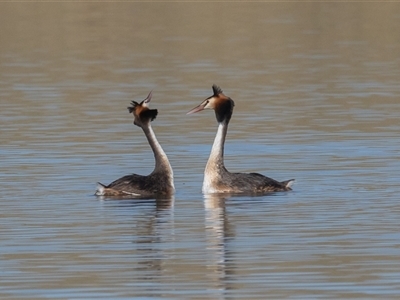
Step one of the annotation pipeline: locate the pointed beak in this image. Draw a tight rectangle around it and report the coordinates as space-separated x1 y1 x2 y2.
187 103 206 115
142 90 153 107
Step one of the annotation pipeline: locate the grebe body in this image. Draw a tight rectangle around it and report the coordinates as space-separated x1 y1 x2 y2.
96 91 174 198
187 85 293 195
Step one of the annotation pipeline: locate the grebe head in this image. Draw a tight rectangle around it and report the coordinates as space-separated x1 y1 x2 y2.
127 91 158 127
187 85 235 123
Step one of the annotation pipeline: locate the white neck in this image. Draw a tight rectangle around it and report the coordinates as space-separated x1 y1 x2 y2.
206 122 227 168
142 124 174 186
203 122 228 193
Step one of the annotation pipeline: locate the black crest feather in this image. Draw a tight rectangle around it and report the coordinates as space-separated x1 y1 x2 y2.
212 84 223 96
127 101 139 113
215 99 234 123
142 109 158 122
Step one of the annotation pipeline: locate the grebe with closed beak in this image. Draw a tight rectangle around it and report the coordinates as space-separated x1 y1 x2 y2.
187 85 294 194
96 91 174 198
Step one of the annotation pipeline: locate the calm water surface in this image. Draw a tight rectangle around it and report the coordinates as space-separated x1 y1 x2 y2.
1 3 400 299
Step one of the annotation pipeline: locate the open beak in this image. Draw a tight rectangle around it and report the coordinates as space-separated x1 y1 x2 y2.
142 90 153 107
187 103 206 115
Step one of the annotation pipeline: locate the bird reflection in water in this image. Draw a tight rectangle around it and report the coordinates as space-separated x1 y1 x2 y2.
204 193 235 297
100 195 174 291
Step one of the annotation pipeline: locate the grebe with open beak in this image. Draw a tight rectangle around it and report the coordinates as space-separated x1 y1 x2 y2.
96 91 174 198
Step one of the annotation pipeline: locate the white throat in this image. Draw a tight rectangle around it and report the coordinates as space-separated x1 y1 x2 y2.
203 122 227 193
143 124 175 190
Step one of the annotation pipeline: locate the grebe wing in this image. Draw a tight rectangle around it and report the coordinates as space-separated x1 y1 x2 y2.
248 172 294 189
105 173 150 196
227 172 292 192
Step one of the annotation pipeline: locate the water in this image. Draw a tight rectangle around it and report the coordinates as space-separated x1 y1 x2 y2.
1 3 400 299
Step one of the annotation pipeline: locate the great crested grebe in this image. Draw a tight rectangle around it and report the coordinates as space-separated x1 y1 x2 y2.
187 85 294 194
96 91 174 198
